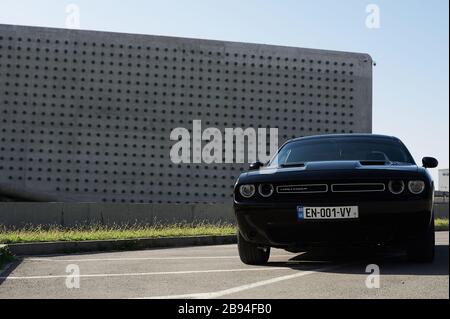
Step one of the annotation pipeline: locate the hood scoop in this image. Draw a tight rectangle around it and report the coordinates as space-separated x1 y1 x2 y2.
270 160 396 173
359 160 390 166
282 160 392 171
280 162 305 168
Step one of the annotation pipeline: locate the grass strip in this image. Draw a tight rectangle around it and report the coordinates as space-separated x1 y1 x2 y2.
0 219 447 245
0 223 236 244
435 218 449 231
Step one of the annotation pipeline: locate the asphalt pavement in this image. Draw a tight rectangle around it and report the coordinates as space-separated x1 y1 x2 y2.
0 232 448 299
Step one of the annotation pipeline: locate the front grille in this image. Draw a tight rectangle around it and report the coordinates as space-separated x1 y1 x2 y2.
331 183 385 193
276 184 328 194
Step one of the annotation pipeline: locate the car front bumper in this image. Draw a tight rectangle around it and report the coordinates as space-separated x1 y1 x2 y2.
234 199 433 248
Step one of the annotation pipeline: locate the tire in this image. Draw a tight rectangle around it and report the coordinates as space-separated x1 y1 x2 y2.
407 216 435 263
237 232 270 265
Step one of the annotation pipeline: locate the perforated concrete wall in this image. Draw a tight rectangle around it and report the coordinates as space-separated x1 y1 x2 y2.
0 24 372 204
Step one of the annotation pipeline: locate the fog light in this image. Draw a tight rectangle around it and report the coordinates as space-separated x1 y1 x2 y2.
239 184 255 198
258 184 274 197
408 180 425 194
388 180 405 194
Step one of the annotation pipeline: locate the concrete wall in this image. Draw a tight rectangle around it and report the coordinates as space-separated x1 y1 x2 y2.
0 24 373 204
0 203 235 229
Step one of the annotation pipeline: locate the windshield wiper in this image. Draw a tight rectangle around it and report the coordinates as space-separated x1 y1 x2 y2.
280 162 306 168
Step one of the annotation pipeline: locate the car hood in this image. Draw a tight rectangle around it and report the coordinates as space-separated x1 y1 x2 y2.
238 161 424 184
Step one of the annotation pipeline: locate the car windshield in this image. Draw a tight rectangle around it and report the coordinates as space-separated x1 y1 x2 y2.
268 136 415 167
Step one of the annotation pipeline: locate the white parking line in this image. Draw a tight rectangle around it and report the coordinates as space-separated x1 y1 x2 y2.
26 255 295 263
134 263 346 299
0 266 303 280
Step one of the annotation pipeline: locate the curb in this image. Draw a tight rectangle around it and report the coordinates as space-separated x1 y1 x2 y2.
4 235 237 256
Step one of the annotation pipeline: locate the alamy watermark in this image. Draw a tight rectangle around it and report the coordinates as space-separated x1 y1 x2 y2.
65 3 81 29
365 264 380 289
366 4 381 29
65 264 80 289
169 120 278 164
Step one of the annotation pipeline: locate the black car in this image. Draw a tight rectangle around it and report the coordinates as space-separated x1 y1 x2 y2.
234 134 438 265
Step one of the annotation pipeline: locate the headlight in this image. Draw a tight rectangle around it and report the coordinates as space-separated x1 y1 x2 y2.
258 184 274 197
408 180 425 194
388 180 405 194
239 184 255 198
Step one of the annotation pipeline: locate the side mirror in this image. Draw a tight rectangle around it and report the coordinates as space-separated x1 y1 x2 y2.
249 161 264 171
422 157 438 168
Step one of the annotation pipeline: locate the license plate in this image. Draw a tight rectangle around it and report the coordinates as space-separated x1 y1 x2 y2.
297 206 359 220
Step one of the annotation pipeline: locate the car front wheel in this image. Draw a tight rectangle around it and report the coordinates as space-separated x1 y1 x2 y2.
237 232 270 265
407 216 435 263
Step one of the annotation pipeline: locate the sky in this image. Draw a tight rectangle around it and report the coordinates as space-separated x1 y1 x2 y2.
0 0 448 183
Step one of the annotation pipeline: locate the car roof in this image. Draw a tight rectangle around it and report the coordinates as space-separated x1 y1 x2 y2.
287 133 399 143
